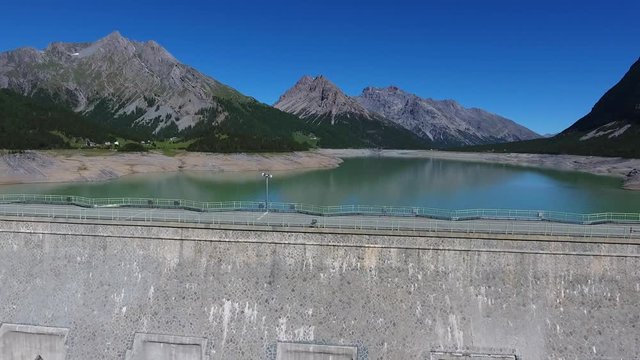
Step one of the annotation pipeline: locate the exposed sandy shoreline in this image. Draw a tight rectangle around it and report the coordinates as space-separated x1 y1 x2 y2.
0 149 639 190
0 150 342 185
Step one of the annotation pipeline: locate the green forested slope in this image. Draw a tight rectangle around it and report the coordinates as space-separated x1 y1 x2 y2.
0 89 112 149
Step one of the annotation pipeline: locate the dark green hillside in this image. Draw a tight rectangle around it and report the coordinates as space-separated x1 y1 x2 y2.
84 98 162 141
0 90 428 152
186 98 312 152
308 115 429 149
457 125 640 158
0 89 112 149
186 98 429 152
565 58 640 133
457 57 640 159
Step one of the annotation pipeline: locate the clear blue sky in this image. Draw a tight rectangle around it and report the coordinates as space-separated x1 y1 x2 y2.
1 0 639 134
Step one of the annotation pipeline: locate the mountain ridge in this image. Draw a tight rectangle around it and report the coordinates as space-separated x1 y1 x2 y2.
355 86 540 147
274 75 376 124
275 76 539 148
274 75 429 149
0 32 429 151
0 31 576 153
0 32 325 151
0 31 246 135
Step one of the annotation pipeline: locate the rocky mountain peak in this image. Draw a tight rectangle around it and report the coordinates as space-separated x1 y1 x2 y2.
293 75 342 95
0 32 245 133
296 75 314 84
355 85 540 146
437 98 463 110
92 31 130 50
361 86 413 99
383 85 403 93
138 39 178 65
101 31 126 44
91 31 135 55
0 47 42 64
274 75 373 122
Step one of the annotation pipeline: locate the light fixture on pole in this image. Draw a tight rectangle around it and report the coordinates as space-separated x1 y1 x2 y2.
261 172 273 211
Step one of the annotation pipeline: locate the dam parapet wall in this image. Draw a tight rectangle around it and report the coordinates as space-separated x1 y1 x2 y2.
0 219 639 359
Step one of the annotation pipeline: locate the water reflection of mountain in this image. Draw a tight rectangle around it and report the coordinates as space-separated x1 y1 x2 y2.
276 158 523 206
1 157 638 212
273 158 638 211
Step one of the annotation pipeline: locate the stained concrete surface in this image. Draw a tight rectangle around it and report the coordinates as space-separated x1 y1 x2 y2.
0 219 639 359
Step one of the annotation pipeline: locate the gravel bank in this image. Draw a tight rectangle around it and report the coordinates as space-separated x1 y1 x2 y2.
0 150 342 185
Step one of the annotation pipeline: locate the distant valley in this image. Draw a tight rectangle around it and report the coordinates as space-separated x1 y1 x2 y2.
274 75 540 148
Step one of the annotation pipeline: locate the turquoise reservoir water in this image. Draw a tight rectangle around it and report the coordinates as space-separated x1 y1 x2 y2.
0 157 638 213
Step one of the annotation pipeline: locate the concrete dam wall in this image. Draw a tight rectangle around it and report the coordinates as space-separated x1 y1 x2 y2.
0 218 639 359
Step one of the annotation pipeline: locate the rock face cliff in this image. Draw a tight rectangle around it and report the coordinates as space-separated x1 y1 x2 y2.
275 76 429 149
275 76 539 148
275 75 377 124
0 31 245 134
355 86 540 147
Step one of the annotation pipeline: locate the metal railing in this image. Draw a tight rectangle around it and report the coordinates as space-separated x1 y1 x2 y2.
0 194 638 239
0 194 638 225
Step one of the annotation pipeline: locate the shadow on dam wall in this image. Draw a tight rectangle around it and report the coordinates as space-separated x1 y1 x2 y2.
0 219 639 359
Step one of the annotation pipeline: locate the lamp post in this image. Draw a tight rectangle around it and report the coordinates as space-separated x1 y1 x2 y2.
261 172 273 211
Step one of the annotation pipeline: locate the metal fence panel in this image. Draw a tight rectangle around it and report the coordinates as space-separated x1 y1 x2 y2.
0 194 639 239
